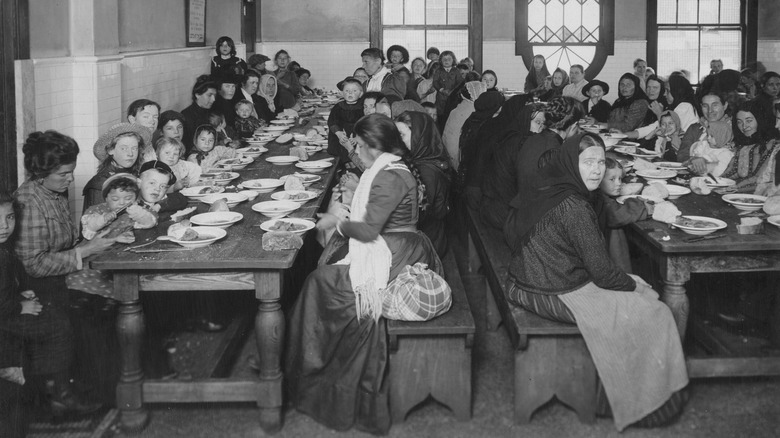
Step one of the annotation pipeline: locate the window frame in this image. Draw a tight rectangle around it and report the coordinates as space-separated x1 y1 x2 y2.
369 0 483 71
646 0 757 82
514 0 615 79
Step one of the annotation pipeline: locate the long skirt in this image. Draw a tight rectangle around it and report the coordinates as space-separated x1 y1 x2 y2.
285 231 441 434
507 280 689 431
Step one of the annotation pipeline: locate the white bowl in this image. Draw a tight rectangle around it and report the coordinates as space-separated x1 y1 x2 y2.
199 172 239 186
259 218 316 236
656 161 685 170
236 146 268 158
295 161 332 173
263 125 289 132
189 212 243 229
251 200 300 218
672 215 728 235
270 190 318 204
238 190 260 201
200 192 248 208
665 185 691 200
636 169 677 180
600 133 626 147
215 156 254 170
241 178 284 193
167 226 227 248
270 119 295 125
280 173 321 187
722 194 767 211
181 185 225 199
266 156 300 166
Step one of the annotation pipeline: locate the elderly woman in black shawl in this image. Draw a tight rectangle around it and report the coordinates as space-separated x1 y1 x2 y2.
394 111 453 257
504 132 688 431
606 73 649 133
456 91 505 195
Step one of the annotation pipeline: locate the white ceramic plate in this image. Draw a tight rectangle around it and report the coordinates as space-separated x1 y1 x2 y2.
236 146 268 157
181 185 225 198
270 119 295 125
704 176 736 187
259 218 316 236
295 161 332 173
200 192 248 207
167 226 227 248
656 161 685 170
189 212 243 229
722 194 767 211
251 200 300 218
672 215 728 235
262 125 290 132
266 156 300 165
215 156 254 170
241 178 284 193
768 215 780 228
198 172 239 186
280 173 321 187
615 147 660 159
636 169 677 180
271 190 318 204
665 184 691 199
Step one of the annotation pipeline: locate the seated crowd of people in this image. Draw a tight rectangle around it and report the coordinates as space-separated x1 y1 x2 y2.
2 33 780 437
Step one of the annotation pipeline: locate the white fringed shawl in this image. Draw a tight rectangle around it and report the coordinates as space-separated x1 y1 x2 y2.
335 152 403 321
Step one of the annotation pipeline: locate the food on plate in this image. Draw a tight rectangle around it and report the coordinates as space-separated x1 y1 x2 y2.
674 216 719 228
632 158 655 171
764 195 780 215
284 176 305 191
276 133 293 144
170 206 197 222
199 186 218 195
180 228 199 241
306 128 319 138
652 201 681 224
269 220 307 232
219 158 241 165
642 183 669 199
689 177 711 195
619 182 644 196
728 197 764 204
285 192 310 200
208 199 230 212
262 231 304 251
289 146 309 160
167 220 191 237
246 147 263 152
737 217 763 235
202 172 233 180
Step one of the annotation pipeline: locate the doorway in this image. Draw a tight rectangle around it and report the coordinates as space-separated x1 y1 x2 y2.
242 0 256 55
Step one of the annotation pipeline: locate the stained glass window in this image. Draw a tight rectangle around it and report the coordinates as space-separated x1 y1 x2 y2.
516 0 614 79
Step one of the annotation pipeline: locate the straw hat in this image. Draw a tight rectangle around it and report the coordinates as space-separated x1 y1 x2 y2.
93 123 153 162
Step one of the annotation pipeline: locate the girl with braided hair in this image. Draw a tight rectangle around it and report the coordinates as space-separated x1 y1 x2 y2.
285 114 442 434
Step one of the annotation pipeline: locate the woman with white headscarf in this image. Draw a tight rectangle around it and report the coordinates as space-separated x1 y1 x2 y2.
256 74 282 123
442 81 487 170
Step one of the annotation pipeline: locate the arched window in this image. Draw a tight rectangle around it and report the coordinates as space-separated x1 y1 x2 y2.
515 0 614 78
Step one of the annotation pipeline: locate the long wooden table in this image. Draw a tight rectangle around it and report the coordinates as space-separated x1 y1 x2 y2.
91 118 337 433
625 190 780 378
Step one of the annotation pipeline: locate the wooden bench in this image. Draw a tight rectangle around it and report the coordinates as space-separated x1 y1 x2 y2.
463 207 597 424
387 250 475 422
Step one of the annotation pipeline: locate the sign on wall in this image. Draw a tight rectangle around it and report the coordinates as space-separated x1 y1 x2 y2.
186 0 207 47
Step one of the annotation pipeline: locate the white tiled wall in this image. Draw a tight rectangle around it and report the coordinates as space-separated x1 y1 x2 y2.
255 42 371 92
482 40 647 104
758 40 780 74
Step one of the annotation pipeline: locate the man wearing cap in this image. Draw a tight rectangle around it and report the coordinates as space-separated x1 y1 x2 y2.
361 48 405 104
562 65 589 102
247 54 270 76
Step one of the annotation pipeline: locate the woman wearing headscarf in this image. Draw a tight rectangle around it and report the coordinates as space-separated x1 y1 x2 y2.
719 100 780 195
442 81 487 170
666 74 702 133
390 99 426 118
606 73 649 133
524 54 551 95
484 97 583 230
256 74 283 123
504 132 688 431
394 111 453 257
456 91 505 195
285 114 441 434
538 68 569 102
440 71 482 130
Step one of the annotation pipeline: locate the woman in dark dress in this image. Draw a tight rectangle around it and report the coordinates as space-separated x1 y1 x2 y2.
394 111 453 257
181 75 218 154
606 73 649 133
285 114 441 434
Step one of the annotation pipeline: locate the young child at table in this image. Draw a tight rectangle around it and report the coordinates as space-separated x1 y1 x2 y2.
645 110 684 162
327 77 364 169
208 112 239 148
598 158 652 273
137 160 188 224
67 174 156 297
582 80 612 124
187 124 238 172
156 137 201 192
233 99 264 139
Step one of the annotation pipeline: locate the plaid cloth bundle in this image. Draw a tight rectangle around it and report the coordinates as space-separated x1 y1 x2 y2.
382 262 452 321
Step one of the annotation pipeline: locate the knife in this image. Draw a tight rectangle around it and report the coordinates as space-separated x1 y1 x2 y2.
684 234 727 243
128 247 194 253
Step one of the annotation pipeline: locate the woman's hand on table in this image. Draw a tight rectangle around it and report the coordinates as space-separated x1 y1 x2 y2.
78 229 118 258
21 298 42 316
685 157 708 174
115 231 136 244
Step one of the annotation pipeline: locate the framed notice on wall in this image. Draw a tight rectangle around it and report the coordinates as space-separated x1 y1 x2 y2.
186 0 207 47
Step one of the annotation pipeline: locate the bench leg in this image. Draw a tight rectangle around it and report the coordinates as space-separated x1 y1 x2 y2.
485 286 502 332
514 337 597 424
390 337 472 422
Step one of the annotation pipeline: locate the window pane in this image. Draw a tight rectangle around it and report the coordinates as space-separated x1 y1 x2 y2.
657 0 678 24
582 1 600 39
528 0 547 42
678 0 697 24
427 29 468 60
383 29 426 65
534 46 595 74
546 0 565 43
699 0 719 23
426 0 447 25
404 0 425 25
700 29 741 78
720 0 740 23
657 30 699 78
383 0 404 25
448 0 469 25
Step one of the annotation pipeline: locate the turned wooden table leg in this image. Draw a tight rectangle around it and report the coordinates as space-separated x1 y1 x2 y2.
114 273 148 432
255 271 284 433
662 280 690 341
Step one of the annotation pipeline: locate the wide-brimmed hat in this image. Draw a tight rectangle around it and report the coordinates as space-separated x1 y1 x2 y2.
139 160 177 186
93 123 153 162
583 79 609 97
